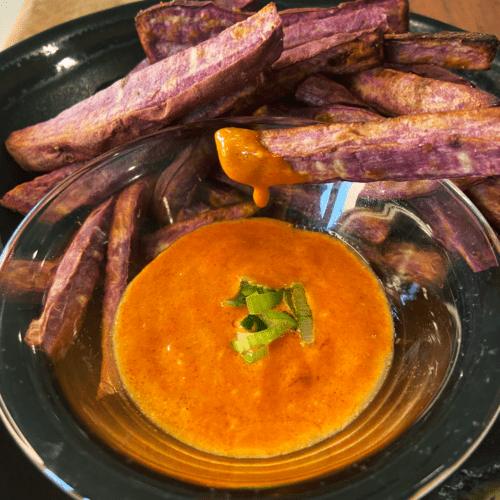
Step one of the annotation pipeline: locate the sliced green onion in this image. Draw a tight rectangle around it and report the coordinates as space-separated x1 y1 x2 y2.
261 310 297 330
225 280 271 306
246 289 283 314
290 283 314 344
240 314 268 332
232 324 289 353
242 345 269 364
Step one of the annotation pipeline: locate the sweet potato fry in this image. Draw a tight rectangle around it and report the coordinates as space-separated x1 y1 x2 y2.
215 0 257 11
6 4 283 172
24 197 115 361
230 29 384 116
465 176 500 233
409 190 498 272
281 5 388 50
141 201 259 262
279 0 409 34
345 67 499 116
366 241 449 285
248 107 500 184
0 163 82 215
135 1 249 63
295 75 367 108
383 62 474 86
185 29 383 120
259 103 383 124
98 180 153 397
153 137 218 225
384 31 500 70
0 259 58 302
339 208 395 244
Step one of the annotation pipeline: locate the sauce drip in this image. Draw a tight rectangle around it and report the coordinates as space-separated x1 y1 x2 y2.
215 127 306 207
113 218 394 458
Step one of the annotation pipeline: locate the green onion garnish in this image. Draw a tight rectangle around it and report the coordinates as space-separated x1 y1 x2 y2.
232 324 289 353
226 279 314 364
240 314 268 332
242 345 269 364
225 280 271 307
290 283 314 344
246 289 283 315
260 310 297 330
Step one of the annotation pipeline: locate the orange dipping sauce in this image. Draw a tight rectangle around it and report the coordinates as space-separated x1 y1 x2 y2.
215 127 307 207
113 218 394 458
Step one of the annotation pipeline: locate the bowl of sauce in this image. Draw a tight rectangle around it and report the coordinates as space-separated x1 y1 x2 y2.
0 117 499 499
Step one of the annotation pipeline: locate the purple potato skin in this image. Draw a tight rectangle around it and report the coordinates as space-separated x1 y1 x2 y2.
215 0 257 10
384 31 500 70
373 241 449 285
0 163 82 215
231 29 384 116
383 62 474 86
153 137 218 225
0 259 59 302
465 176 500 233
24 197 116 362
99 180 153 397
260 103 383 123
345 68 499 116
295 75 367 108
255 107 500 184
339 208 394 244
409 190 499 272
141 201 259 263
135 1 249 63
281 5 388 50
279 0 409 34
5 4 283 172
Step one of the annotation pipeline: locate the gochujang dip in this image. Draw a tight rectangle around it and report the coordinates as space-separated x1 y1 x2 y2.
113 218 394 458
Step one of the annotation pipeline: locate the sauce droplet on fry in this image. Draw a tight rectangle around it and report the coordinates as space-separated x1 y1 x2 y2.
215 127 306 207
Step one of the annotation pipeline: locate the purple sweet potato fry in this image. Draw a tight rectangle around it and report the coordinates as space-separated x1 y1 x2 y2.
0 163 82 215
384 31 500 70
179 75 265 123
282 4 388 50
0 259 59 302
141 201 259 262
259 103 384 124
215 0 257 11
98 180 153 397
383 62 474 86
251 107 500 184
135 1 249 63
360 179 442 200
339 207 395 243
229 29 384 116
198 177 248 207
175 177 248 221
5 4 283 172
153 137 218 225
24 197 115 362
409 189 498 272
280 0 409 34
464 175 500 233
272 29 384 78
345 67 499 116
295 74 367 108
372 241 449 285
176 200 212 222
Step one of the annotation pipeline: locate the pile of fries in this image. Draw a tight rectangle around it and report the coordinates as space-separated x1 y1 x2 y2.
2 0 500 388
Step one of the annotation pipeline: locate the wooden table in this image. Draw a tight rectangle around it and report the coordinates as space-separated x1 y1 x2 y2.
3 0 500 50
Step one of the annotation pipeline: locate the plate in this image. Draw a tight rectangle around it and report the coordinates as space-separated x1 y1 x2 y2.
0 2 500 499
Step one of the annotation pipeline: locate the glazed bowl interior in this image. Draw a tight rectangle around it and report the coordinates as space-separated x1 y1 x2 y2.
0 117 499 500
